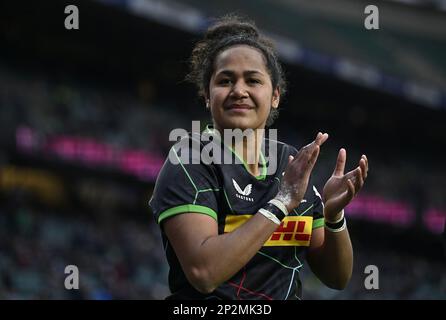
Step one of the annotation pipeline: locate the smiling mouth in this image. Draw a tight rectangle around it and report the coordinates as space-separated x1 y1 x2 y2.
226 104 254 111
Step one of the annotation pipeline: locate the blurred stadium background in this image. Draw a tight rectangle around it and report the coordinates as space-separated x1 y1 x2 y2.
0 0 445 299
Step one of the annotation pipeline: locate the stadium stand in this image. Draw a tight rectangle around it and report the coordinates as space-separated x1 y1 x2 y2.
0 0 444 299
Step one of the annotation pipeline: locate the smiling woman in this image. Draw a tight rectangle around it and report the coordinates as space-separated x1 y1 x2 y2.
208 44 279 132
149 14 369 300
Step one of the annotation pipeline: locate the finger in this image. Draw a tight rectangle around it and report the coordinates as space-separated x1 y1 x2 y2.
359 158 367 180
300 137 317 154
298 144 311 156
348 167 361 186
363 154 368 168
333 148 346 176
362 155 369 177
300 132 328 156
299 146 320 181
346 178 355 201
309 145 320 168
344 168 357 180
354 167 364 192
314 132 329 146
314 132 322 144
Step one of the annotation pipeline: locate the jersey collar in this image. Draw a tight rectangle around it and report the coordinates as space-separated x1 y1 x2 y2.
204 124 267 180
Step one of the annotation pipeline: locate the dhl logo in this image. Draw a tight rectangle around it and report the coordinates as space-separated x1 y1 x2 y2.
224 215 313 246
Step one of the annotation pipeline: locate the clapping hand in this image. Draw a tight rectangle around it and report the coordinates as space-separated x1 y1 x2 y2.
322 148 369 221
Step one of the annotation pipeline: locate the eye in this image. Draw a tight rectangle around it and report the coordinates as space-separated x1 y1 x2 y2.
248 78 261 84
218 78 232 85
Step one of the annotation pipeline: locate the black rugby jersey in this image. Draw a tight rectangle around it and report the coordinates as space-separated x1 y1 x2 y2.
149 128 324 300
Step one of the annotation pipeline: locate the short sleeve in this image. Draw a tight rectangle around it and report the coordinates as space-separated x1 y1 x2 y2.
149 135 220 225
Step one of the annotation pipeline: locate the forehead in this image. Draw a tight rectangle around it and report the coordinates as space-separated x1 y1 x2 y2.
214 45 267 74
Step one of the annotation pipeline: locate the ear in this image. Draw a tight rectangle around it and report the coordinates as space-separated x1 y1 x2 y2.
203 94 210 109
271 87 280 109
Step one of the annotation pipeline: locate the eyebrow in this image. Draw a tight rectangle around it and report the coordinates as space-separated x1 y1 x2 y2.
215 70 265 77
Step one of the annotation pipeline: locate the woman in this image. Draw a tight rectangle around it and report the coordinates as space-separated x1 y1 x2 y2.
150 15 368 300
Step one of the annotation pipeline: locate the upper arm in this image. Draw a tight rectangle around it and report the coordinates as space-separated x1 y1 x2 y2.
306 222 325 278
149 137 222 291
308 225 324 253
163 213 218 275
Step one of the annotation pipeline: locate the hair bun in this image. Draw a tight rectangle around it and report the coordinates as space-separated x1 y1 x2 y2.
205 15 259 41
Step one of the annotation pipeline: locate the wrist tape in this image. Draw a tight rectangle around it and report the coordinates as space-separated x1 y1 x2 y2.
259 199 288 225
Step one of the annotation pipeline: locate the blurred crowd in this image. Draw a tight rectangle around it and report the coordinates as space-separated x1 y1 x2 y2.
0 64 187 155
0 199 169 299
301 245 446 300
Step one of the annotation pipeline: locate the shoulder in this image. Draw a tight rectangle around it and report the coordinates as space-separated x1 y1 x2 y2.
163 131 220 170
154 132 221 190
168 131 206 161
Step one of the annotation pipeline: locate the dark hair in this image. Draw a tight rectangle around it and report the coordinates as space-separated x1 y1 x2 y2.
187 14 286 126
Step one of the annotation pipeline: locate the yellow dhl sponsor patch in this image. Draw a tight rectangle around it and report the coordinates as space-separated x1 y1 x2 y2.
224 215 313 246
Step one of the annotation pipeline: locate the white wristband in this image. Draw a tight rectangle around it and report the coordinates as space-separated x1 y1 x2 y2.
324 218 347 233
259 208 282 225
269 199 289 216
324 209 345 224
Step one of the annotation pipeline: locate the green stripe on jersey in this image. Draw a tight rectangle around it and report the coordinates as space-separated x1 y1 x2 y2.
312 218 324 229
158 204 218 224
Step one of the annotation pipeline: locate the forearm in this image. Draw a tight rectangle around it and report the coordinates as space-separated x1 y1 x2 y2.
308 226 353 289
190 212 278 292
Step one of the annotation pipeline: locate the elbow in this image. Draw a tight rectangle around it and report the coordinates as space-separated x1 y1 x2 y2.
323 259 353 290
326 274 351 290
187 266 217 294
327 281 348 290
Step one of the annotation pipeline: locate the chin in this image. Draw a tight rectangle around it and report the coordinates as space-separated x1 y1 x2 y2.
223 120 253 131
219 116 264 131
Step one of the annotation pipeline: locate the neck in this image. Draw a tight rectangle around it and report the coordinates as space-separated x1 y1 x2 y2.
214 124 265 177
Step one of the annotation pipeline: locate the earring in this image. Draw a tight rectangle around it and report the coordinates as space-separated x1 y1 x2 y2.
206 100 210 109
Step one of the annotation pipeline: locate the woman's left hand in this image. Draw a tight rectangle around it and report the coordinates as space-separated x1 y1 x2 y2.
322 149 369 221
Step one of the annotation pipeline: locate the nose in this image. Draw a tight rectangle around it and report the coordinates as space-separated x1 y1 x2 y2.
230 80 249 99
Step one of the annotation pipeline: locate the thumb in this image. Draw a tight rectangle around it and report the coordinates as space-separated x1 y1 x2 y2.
288 155 294 164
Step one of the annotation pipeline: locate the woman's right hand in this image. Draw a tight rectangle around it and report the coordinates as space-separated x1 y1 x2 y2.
275 132 329 212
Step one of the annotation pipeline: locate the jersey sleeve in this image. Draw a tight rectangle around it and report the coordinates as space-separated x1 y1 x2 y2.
311 185 325 229
149 135 220 225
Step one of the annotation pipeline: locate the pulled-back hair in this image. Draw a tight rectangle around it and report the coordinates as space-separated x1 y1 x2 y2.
187 14 287 126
